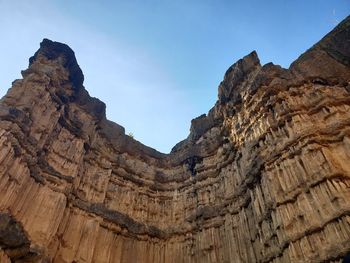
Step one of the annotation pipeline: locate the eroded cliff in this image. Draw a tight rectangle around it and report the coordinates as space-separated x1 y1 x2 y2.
0 16 349 263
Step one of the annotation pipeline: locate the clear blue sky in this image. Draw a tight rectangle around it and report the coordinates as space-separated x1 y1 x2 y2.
0 0 349 153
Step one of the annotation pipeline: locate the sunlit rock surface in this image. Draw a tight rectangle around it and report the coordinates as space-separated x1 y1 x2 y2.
0 16 349 263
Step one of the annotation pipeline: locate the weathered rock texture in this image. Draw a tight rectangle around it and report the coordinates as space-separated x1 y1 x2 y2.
0 16 350 263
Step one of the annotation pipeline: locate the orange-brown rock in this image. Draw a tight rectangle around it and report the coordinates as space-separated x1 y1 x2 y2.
0 16 349 263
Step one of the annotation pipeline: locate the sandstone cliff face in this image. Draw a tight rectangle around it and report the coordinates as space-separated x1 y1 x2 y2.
0 16 350 263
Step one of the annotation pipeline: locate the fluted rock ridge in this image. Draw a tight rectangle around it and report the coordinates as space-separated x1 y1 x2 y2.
0 16 349 263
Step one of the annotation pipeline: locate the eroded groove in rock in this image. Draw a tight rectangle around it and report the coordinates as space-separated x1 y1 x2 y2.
0 16 349 263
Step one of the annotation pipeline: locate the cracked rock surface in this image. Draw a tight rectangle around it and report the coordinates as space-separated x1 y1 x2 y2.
0 16 350 263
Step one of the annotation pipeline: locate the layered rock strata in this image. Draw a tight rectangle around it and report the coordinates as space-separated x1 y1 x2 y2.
0 16 350 263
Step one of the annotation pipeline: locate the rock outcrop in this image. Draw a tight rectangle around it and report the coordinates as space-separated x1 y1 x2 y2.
0 16 349 263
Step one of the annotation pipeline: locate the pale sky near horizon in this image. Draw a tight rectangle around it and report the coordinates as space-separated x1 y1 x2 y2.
0 0 349 153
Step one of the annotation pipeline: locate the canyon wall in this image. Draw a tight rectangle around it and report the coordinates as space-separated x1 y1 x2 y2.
0 16 349 263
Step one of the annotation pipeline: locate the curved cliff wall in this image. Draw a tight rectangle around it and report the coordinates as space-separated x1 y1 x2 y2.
0 16 349 263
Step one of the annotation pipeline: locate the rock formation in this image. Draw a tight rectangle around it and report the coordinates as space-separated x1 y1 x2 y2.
0 16 349 263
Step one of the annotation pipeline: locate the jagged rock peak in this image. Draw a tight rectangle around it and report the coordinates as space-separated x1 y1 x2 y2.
218 51 261 103
22 38 109 122
29 38 84 89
